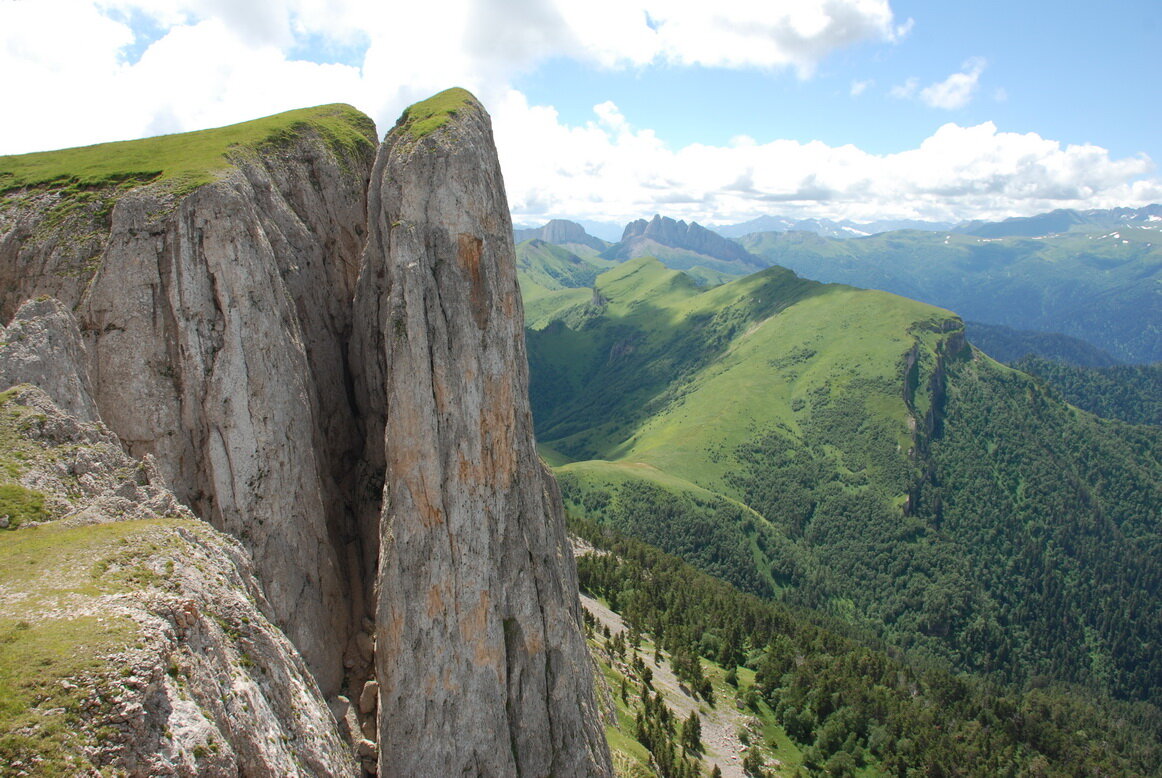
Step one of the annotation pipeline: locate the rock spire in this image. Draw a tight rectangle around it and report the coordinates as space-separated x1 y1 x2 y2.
354 88 613 777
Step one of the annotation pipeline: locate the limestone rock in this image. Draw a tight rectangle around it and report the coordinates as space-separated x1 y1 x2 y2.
0 297 99 422
358 679 378 716
0 114 379 697
0 387 354 776
354 88 612 777
611 213 762 267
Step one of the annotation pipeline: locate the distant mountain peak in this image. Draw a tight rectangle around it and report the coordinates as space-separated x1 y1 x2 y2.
608 214 764 270
514 219 608 251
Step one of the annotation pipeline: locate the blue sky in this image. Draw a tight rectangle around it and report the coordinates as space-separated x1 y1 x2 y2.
518 0 1160 159
2 0 1158 227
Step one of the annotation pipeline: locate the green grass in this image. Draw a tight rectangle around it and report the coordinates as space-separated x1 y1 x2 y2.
0 103 376 195
515 239 616 295
396 87 478 140
526 257 958 496
0 483 48 529
0 614 137 775
0 518 199 773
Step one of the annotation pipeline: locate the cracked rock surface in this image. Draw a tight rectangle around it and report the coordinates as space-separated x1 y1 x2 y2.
354 90 613 777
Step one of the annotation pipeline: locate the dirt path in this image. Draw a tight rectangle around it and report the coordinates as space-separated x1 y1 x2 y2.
580 592 752 778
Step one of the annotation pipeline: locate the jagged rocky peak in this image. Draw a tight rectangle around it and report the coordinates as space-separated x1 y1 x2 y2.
353 87 613 776
615 213 761 265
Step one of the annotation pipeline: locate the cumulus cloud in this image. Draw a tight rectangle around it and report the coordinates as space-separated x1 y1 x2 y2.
850 79 873 96
492 97 1159 224
920 57 986 110
892 58 986 110
0 0 905 155
1 1 1155 225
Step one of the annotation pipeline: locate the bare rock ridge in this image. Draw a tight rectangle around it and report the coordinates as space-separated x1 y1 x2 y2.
514 219 608 252
354 88 612 776
0 94 613 774
608 213 763 267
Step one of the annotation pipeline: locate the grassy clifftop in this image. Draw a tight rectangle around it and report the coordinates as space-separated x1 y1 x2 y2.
395 87 479 140
0 103 377 194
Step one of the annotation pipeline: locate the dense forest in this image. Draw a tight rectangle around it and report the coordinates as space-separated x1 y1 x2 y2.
1012 355 1162 426
574 516 1162 776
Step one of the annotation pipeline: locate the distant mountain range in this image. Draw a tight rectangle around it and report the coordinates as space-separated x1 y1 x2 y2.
601 214 765 276
713 214 955 239
515 205 1162 363
954 204 1162 238
738 226 1161 363
518 205 1162 245
715 205 1162 240
513 218 609 254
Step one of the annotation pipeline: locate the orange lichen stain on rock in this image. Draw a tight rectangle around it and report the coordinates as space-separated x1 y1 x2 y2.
480 373 517 488
456 232 489 330
427 583 445 618
459 590 500 667
399 478 444 528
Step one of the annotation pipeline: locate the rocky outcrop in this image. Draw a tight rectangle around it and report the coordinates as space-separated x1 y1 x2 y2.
1 93 613 776
608 214 763 267
0 109 378 697
353 88 613 776
0 297 100 422
0 385 354 776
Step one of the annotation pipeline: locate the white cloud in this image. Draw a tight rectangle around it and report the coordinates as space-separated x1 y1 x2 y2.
919 57 986 110
492 98 1159 224
889 77 919 100
850 79 873 96
1 1 1156 226
625 0 902 76
0 0 905 155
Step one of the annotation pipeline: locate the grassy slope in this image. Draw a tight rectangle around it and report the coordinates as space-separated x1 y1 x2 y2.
515 239 616 295
527 256 954 497
522 254 1162 707
0 104 377 195
394 87 477 139
525 257 960 610
0 518 195 772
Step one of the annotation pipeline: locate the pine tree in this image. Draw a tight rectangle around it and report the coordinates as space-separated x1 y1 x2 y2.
680 710 702 753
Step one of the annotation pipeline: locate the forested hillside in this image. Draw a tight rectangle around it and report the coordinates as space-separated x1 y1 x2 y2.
1012 355 1162 426
576 517 1162 776
521 255 1162 716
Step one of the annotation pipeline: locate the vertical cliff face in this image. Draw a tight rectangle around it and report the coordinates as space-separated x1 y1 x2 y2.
1 95 611 775
0 111 379 697
353 89 612 776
